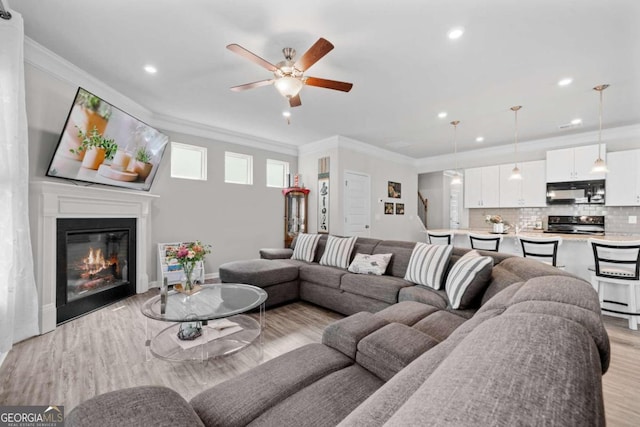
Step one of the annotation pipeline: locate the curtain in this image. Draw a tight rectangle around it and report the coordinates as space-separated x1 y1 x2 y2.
0 10 39 353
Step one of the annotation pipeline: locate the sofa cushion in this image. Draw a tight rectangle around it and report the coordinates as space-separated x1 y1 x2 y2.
219 259 299 287
323 312 390 359
259 248 293 259
67 386 204 427
249 364 383 427
398 285 449 309
445 250 493 309
374 301 440 326
320 235 358 269
191 343 353 427
412 310 468 342
404 243 453 289
348 253 392 275
340 274 415 304
292 233 322 262
372 240 416 278
356 323 440 381
299 263 348 289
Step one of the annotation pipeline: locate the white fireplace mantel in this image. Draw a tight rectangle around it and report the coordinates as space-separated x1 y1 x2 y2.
30 180 158 334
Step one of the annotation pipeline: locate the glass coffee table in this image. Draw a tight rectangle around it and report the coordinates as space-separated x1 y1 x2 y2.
141 283 267 362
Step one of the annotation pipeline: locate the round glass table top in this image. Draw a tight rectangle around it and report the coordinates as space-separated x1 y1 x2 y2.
141 283 267 322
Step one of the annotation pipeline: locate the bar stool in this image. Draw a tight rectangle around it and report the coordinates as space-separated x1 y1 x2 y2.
468 232 502 252
587 238 640 330
517 236 564 268
426 231 454 246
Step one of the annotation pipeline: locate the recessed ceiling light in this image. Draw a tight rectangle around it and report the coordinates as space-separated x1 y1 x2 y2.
571 118 582 125
448 27 465 40
144 65 157 74
558 77 573 86
475 136 485 143
438 112 448 119
282 111 291 118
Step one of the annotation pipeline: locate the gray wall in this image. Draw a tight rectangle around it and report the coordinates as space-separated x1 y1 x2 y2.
418 172 445 229
24 63 297 283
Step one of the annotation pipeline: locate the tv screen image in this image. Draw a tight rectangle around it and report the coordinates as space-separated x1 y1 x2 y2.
47 87 169 191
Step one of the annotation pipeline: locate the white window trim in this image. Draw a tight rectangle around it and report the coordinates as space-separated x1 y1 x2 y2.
225 151 254 185
171 141 207 181
266 159 290 188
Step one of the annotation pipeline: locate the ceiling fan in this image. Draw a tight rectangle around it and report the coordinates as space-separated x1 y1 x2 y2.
226 38 353 108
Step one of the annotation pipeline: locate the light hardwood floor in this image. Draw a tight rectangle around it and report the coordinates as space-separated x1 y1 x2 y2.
1 290 638 426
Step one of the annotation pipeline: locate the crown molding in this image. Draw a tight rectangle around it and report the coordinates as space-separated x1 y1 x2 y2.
23 36 299 157
298 135 415 167
153 113 298 156
23 37 154 122
415 123 640 173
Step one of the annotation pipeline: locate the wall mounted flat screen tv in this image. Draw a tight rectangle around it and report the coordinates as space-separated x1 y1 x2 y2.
46 87 169 191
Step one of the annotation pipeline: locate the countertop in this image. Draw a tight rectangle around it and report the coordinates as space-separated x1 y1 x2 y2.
425 229 640 242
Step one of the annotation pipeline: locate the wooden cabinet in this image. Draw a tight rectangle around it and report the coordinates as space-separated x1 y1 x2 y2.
464 166 500 208
283 187 309 248
499 160 546 207
546 144 606 182
606 150 640 206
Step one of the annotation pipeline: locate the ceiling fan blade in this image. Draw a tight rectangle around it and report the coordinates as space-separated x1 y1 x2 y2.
304 77 353 92
227 44 278 72
230 79 274 92
289 95 302 108
295 38 334 72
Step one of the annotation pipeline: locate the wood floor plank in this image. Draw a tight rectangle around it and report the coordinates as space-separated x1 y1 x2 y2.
0 290 638 427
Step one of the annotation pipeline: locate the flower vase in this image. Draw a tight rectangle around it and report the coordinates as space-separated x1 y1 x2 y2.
493 223 504 233
183 262 194 292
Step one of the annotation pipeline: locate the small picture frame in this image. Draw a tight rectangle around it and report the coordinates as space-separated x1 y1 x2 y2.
384 202 394 215
395 203 405 215
388 181 401 199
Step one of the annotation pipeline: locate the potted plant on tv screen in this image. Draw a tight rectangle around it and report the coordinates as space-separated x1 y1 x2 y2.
65 90 113 160
70 126 118 170
131 146 153 181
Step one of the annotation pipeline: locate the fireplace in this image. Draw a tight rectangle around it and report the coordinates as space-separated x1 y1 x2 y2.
56 218 136 323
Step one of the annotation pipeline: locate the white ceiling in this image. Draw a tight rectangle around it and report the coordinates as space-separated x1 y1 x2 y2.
10 0 640 158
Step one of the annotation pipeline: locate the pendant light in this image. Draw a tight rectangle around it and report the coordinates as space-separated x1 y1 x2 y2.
450 120 462 185
591 84 609 174
509 106 523 180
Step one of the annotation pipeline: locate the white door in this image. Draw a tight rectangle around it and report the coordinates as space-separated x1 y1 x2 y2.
464 167 483 208
574 144 605 181
546 147 574 182
481 166 501 208
499 163 521 207
521 160 547 207
606 150 638 206
344 171 371 237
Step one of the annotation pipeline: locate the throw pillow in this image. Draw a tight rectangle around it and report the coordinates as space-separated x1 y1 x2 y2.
291 233 322 262
404 243 453 289
348 253 393 275
319 235 358 269
445 250 494 309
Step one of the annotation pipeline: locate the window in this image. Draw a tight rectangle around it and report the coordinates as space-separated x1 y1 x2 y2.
225 152 253 185
171 142 207 180
266 159 290 188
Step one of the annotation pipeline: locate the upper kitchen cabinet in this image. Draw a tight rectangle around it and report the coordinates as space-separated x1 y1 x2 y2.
546 144 606 182
464 165 500 208
606 149 640 206
499 160 546 207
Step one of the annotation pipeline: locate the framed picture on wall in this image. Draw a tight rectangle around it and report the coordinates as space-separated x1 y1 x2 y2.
384 202 394 215
388 181 401 199
395 203 405 215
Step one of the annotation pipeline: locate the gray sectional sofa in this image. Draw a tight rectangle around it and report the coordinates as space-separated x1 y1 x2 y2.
67 235 610 426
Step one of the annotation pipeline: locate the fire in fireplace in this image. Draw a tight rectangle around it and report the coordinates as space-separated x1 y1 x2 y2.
57 218 136 323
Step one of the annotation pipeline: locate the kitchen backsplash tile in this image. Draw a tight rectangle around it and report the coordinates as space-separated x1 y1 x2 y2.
468 205 640 234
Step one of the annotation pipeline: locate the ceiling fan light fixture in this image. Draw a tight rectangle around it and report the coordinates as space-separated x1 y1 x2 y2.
274 76 303 98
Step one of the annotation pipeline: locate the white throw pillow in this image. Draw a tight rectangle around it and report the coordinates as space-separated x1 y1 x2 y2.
445 250 494 309
319 235 358 269
404 243 453 289
348 253 393 275
291 233 322 262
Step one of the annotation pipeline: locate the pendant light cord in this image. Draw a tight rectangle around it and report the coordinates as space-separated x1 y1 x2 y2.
514 108 519 166
598 87 603 159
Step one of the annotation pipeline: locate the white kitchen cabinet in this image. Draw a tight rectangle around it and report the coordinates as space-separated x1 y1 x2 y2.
546 144 606 182
499 160 546 207
464 166 500 208
606 150 640 206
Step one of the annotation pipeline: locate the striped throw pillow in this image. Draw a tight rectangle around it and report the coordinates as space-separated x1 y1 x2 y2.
445 250 494 309
291 233 322 262
404 243 453 289
320 235 358 269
